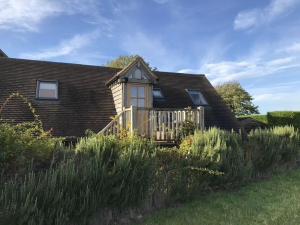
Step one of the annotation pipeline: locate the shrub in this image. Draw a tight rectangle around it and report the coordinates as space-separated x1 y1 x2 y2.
0 122 62 173
0 134 155 225
239 114 268 125
247 126 300 174
155 147 222 202
271 126 300 163
267 111 300 129
180 128 245 184
178 120 197 139
76 135 119 166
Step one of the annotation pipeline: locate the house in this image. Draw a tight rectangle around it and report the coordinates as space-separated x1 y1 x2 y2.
0 49 239 141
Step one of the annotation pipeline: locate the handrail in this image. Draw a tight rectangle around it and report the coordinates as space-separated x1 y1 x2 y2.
99 107 205 141
98 108 131 135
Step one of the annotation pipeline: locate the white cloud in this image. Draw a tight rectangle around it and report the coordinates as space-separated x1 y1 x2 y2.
20 30 100 60
0 0 102 31
234 0 300 30
178 40 300 85
250 82 300 113
283 42 300 53
0 0 61 31
202 56 300 85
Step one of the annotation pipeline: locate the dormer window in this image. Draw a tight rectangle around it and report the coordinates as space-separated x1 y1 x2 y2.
128 68 148 80
187 90 207 105
36 80 58 99
134 68 142 79
130 86 145 107
153 88 164 98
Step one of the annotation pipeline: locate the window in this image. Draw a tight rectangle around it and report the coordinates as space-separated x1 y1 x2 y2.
187 90 207 105
37 81 58 99
128 68 147 80
130 86 145 107
153 88 164 98
134 68 142 79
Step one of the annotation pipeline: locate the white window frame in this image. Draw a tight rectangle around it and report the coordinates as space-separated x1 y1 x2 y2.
36 80 59 100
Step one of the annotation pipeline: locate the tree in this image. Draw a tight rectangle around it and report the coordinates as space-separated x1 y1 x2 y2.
215 81 259 116
105 55 156 70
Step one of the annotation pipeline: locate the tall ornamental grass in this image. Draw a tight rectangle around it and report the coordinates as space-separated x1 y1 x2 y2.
247 126 300 174
0 135 155 225
0 124 299 224
180 128 246 184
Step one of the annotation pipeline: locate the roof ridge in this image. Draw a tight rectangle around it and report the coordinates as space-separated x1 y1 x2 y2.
0 49 8 57
0 57 121 71
154 70 206 77
0 57 206 77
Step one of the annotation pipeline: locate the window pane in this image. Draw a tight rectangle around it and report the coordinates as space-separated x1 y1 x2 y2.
138 87 145 98
131 98 138 107
153 89 163 98
199 93 208 105
188 90 207 105
40 82 57 90
191 93 200 104
131 87 138 98
38 82 57 99
138 99 145 107
134 69 142 79
39 90 57 98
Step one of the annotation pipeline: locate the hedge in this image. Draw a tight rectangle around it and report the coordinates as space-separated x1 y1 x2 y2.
267 111 300 129
0 124 299 225
239 111 300 129
239 114 268 125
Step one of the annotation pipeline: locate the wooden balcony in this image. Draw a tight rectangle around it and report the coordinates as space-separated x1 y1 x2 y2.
99 106 205 142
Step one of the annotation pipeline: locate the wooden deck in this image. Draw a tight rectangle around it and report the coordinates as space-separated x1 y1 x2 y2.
99 106 204 142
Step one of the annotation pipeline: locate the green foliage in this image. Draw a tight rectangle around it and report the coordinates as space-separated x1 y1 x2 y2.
0 122 61 173
142 170 300 225
178 120 197 139
247 126 300 174
267 111 300 129
0 92 42 125
239 114 268 125
0 134 155 225
180 128 245 184
105 55 156 70
215 82 259 116
155 147 223 202
0 123 299 224
239 112 300 129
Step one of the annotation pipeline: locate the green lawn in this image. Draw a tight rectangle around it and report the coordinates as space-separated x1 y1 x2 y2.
142 170 300 225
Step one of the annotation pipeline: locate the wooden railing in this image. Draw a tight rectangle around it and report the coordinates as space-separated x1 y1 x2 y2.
149 108 205 141
99 106 205 141
99 108 132 136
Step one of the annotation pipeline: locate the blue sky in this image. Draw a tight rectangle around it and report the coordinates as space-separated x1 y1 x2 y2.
1 0 300 114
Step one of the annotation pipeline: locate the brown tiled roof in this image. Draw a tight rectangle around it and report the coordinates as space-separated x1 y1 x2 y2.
153 71 240 130
0 57 239 136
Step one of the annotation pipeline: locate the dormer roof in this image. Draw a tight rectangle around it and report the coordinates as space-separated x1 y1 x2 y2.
106 56 158 86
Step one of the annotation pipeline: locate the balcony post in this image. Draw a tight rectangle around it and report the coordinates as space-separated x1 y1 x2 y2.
197 106 205 130
130 105 138 134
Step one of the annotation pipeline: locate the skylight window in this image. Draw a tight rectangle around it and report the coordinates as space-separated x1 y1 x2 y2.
187 90 207 105
153 88 164 98
36 81 58 99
